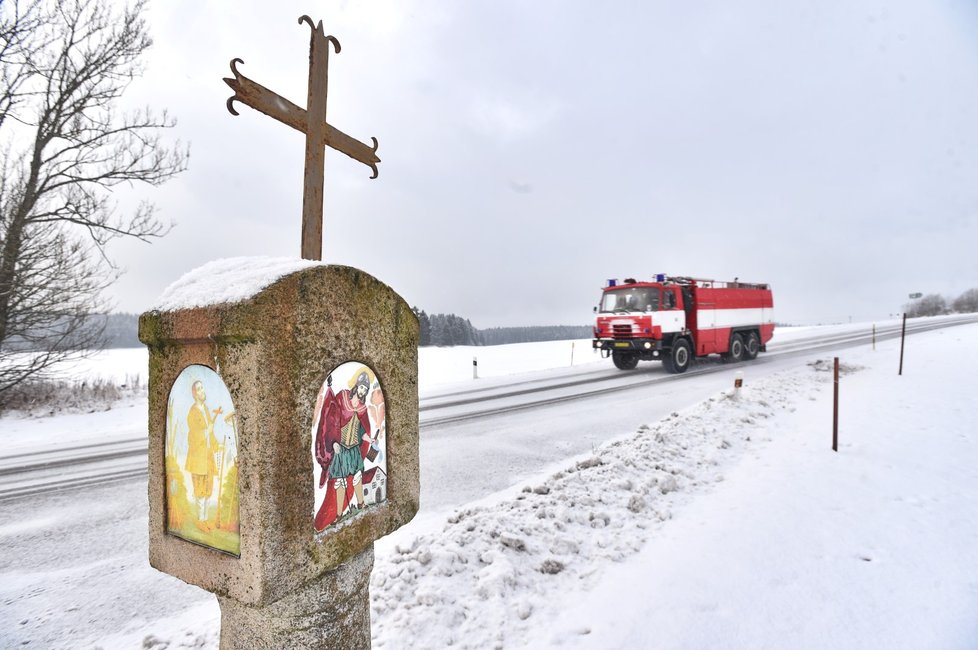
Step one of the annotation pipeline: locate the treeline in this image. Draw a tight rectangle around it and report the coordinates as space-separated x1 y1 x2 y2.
100 313 142 348
3 313 141 351
10 311 592 351
478 325 592 346
904 288 978 317
413 309 589 347
417 312 481 347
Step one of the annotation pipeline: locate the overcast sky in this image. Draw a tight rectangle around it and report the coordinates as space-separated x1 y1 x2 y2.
106 0 978 327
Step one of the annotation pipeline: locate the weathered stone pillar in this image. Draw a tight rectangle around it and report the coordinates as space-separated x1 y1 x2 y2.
217 545 374 649
139 261 419 647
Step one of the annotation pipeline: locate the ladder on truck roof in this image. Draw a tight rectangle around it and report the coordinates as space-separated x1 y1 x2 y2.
656 275 770 290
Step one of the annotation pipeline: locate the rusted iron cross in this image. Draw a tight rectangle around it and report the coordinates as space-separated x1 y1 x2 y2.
224 16 380 261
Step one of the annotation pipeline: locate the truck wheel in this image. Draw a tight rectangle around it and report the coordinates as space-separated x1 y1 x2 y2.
744 332 760 360
612 351 639 370
724 333 745 363
664 339 692 374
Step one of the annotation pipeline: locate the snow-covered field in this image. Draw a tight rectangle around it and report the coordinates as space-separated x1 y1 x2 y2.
2 319 977 649
379 323 978 649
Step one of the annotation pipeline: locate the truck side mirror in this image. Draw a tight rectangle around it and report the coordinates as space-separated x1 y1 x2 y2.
593 306 597 313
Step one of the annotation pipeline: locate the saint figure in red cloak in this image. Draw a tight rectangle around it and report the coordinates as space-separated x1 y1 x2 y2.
314 369 377 530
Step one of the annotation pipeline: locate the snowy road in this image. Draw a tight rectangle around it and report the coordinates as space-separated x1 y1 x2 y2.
0 437 147 500
421 312 973 426
3 314 974 503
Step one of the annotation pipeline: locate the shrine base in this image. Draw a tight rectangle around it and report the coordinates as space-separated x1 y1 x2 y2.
217 544 374 649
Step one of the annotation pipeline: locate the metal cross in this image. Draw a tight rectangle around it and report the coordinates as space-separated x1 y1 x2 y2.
224 16 381 261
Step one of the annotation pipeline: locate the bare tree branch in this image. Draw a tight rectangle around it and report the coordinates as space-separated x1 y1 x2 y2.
0 0 188 405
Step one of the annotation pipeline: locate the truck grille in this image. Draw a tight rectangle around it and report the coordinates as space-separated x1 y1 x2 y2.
612 324 636 339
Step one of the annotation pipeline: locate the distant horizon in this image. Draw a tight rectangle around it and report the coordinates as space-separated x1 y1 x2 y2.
91 310 908 331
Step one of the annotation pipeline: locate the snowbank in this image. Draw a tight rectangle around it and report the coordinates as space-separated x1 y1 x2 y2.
370 369 808 648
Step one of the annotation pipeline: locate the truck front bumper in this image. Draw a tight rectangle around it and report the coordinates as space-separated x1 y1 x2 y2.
593 339 664 354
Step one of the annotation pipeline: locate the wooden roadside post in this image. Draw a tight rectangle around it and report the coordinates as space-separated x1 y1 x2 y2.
899 313 907 375
832 357 839 452
140 18 418 649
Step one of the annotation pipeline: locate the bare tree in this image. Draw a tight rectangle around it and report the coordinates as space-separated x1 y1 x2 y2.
904 293 947 318
0 0 187 404
952 288 978 314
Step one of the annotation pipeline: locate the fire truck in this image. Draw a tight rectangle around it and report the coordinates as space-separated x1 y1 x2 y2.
592 275 775 373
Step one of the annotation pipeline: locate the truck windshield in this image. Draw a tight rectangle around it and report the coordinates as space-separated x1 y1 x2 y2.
599 287 659 313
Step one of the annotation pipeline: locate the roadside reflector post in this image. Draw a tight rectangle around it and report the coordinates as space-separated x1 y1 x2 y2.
733 371 744 399
872 324 876 351
899 313 907 375
571 341 575 367
473 356 478 380
832 357 839 452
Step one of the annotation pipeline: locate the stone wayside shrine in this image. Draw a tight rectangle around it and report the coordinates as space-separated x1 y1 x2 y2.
138 17 418 649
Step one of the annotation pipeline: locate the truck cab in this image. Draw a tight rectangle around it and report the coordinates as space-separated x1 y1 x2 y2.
593 280 687 370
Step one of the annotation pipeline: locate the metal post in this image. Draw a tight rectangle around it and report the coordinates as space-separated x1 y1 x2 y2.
899 313 907 375
832 357 839 452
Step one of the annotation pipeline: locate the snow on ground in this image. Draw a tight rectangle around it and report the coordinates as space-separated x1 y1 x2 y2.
31 347 150 385
70 320 978 649
368 325 978 650
1 399 148 453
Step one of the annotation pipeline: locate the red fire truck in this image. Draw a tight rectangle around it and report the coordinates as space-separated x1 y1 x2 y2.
592 275 775 373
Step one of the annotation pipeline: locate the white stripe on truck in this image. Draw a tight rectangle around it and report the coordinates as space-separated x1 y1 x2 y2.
696 308 773 329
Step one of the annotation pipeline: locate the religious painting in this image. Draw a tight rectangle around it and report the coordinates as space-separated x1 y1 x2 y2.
312 362 388 532
165 365 240 555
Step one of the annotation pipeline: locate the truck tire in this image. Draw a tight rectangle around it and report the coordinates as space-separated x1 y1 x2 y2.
612 351 639 370
724 333 744 363
663 338 691 374
744 332 760 360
